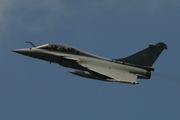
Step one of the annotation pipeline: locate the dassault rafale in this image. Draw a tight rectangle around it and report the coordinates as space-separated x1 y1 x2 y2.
13 42 167 84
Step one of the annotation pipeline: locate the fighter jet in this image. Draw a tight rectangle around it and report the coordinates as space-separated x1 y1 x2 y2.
12 42 167 84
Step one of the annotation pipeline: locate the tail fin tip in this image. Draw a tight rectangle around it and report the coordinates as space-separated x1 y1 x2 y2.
149 42 168 50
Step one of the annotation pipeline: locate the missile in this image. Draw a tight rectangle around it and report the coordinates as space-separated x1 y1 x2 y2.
69 70 109 80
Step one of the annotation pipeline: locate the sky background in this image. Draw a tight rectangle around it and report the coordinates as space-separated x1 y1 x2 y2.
1 0 180 120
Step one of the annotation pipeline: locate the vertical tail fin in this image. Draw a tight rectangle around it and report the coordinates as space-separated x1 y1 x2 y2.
115 42 167 67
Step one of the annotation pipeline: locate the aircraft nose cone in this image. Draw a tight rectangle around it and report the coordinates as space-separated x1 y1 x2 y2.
12 48 32 57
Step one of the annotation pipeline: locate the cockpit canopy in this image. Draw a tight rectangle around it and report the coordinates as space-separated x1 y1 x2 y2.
35 43 104 59
36 44 78 53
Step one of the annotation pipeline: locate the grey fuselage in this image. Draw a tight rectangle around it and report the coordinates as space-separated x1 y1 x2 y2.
13 43 150 82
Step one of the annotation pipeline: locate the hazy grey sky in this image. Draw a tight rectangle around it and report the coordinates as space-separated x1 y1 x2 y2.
1 1 180 120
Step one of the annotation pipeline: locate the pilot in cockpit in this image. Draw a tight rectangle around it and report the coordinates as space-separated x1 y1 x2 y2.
49 44 58 50
36 44 77 53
